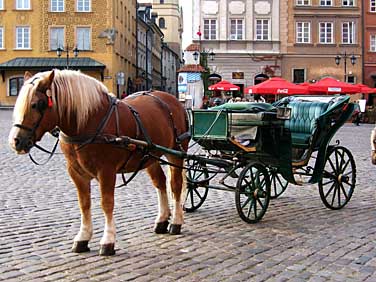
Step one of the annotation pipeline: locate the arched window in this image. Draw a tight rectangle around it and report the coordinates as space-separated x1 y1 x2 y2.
159 18 166 29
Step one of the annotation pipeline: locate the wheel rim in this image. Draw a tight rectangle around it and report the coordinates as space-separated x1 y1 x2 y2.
236 163 270 223
184 159 210 212
269 168 288 199
319 146 356 210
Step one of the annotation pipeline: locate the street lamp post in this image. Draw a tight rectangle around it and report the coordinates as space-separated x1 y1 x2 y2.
56 46 79 69
335 51 356 82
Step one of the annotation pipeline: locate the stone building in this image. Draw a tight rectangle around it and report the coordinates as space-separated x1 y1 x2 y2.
192 0 282 94
0 0 137 105
363 0 376 88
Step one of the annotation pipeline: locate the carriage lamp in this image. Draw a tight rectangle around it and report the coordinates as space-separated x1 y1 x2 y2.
334 52 356 82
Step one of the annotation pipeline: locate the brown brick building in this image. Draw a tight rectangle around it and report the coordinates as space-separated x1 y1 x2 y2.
281 0 362 85
363 0 376 88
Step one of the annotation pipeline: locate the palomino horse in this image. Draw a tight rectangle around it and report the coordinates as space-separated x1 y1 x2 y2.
8 69 189 256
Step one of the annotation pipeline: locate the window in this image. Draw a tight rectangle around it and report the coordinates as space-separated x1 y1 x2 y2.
0 0 3 10
255 19 270 40
16 26 30 49
0 27 3 49
9 77 24 97
159 18 166 29
160 0 164 3
371 0 376 12
203 19 217 40
50 27 64 50
296 22 310 43
76 27 91 50
320 0 332 6
319 22 333 44
342 22 355 44
293 69 305 84
296 0 310 5
77 0 90 12
51 0 64 12
230 19 243 40
347 75 355 84
16 0 30 9
370 35 376 52
342 0 354 6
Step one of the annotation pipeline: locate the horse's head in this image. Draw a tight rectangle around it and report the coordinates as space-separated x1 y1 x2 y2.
9 70 58 154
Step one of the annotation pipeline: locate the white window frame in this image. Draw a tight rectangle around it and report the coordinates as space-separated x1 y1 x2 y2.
230 19 244 40
51 0 65 12
49 27 65 50
76 26 91 50
203 18 217 40
371 0 376 12
0 27 3 49
0 0 4 10
296 0 310 5
76 0 91 12
342 0 354 6
296 22 311 43
370 35 376 52
8 76 24 97
320 0 332 6
255 19 270 41
342 22 355 44
16 0 30 10
15 26 31 49
319 22 333 44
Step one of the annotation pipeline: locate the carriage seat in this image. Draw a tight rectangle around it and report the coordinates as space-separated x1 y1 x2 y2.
284 101 329 147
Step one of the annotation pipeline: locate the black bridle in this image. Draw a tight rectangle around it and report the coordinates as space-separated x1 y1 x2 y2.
13 78 60 165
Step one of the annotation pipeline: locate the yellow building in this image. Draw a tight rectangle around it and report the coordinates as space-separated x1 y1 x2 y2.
0 0 136 106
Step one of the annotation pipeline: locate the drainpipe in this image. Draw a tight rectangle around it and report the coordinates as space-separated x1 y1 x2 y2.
361 0 365 84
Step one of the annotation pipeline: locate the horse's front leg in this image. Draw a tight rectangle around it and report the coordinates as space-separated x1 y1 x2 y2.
371 128 376 165
98 171 117 256
68 165 93 253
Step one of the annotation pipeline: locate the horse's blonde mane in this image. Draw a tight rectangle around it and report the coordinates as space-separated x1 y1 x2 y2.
13 69 108 129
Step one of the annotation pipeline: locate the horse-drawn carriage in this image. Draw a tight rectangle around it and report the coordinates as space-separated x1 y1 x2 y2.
9 70 357 256
184 95 357 223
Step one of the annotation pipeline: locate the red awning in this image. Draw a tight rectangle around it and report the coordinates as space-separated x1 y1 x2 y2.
355 83 376 94
244 77 309 95
208 80 240 91
308 77 361 94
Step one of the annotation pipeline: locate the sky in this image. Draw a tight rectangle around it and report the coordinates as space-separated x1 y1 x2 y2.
180 0 192 49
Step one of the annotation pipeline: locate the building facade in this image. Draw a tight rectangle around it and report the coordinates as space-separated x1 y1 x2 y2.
192 0 282 94
0 0 137 105
363 0 376 88
282 0 362 84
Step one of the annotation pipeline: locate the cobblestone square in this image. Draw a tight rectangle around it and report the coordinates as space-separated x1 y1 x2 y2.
1 109 376 281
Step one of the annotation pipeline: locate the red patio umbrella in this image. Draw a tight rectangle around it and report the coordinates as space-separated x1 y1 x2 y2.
308 77 361 94
244 77 309 95
208 80 240 91
355 83 376 94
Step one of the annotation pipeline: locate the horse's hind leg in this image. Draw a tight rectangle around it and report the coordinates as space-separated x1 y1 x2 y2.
146 162 170 234
68 166 92 253
166 156 186 235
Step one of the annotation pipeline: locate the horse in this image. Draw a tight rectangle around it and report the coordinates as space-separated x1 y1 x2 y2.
371 128 376 164
8 69 190 256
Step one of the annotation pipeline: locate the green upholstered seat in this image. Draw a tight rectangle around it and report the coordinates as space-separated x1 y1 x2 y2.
284 102 329 147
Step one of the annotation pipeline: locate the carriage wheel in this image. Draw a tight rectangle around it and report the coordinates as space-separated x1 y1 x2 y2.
235 163 271 223
269 168 289 199
184 159 210 212
319 146 356 210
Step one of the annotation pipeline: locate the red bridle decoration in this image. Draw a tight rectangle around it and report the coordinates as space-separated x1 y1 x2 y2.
48 96 53 108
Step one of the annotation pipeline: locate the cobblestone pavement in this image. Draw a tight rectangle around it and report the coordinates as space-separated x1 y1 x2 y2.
1 109 376 282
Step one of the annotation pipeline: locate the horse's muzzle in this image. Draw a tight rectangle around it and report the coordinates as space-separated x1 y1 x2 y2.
9 128 34 154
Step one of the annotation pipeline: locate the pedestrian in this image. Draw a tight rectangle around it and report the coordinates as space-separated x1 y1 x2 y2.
121 91 127 99
254 94 266 103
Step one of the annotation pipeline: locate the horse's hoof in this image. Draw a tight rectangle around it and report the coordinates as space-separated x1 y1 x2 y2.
169 224 181 235
154 221 169 234
99 244 116 256
72 241 90 253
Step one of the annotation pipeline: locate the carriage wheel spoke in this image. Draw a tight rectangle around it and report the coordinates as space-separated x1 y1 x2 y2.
339 183 349 201
247 199 255 218
337 182 341 206
328 158 337 174
322 179 335 186
193 187 204 200
256 197 265 210
331 185 338 206
241 196 251 209
338 150 345 171
335 151 340 173
324 182 336 199
341 159 351 174
189 189 195 207
254 199 258 217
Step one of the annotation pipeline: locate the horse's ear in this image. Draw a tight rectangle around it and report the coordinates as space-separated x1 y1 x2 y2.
37 70 55 93
24 71 32 81
46 70 55 87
